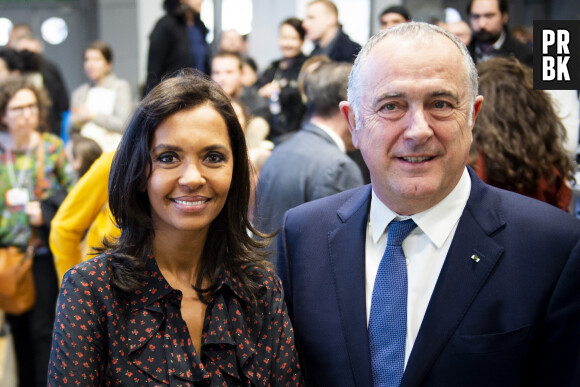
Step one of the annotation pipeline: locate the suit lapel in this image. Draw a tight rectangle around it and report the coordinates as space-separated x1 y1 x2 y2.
328 185 373 387
402 170 506 386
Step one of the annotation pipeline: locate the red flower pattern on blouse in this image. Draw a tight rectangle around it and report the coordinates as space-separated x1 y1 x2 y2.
48 253 303 386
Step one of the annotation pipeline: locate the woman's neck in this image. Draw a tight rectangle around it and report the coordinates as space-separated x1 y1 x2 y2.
92 73 109 87
152 229 207 286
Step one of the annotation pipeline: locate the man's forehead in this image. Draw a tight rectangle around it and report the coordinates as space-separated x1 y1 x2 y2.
371 33 457 60
470 0 501 14
361 35 468 94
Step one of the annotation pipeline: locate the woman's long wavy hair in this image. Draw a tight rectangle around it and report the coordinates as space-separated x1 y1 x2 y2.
470 57 574 194
103 69 271 302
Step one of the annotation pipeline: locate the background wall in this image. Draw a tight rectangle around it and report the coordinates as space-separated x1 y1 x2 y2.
0 0 577 105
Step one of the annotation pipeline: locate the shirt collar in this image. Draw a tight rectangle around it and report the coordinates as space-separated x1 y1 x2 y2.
212 265 254 305
493 30 506 50
128 254 174 312
369 167 471 248
475 29 506 58
314 122 346 152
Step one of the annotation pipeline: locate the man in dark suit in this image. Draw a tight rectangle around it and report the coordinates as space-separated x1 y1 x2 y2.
467 0 533 67
277 22 580 386
255 61 363 259
302 0 361 63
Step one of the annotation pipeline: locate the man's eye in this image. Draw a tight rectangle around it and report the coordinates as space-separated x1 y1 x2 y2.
383 103 397 111
433 101 451 109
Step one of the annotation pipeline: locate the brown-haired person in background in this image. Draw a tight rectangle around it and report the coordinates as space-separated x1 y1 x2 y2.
0 76 73 387
469 57 575 212
8 24 70 138
48 70 302 385
70 41 133 153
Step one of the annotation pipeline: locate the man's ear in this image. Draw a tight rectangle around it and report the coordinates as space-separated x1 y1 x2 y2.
339 101 360 148
501 12 509 26
470 95 484 128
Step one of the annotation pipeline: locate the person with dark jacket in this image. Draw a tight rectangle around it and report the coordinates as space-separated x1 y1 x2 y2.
467 0 533 67
256 17 308 143
143 0 209 96
302 0 361 63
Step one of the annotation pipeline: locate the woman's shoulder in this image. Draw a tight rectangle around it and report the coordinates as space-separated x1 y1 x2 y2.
63 252 113 284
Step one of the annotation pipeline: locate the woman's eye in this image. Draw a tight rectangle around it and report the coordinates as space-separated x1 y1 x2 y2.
205 152 225 164
158 153 178 163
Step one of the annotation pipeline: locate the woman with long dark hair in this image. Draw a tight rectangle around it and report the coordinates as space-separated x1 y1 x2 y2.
48 70 302 385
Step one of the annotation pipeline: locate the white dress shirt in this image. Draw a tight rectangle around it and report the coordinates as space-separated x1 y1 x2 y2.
365 167 471 367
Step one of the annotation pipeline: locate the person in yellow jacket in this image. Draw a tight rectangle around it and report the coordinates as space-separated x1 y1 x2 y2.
50 151 120 284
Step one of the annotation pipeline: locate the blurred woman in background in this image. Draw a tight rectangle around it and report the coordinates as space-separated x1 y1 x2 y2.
70 41 133 152
257 17 307 144
470 57 575 211
0 76 72 387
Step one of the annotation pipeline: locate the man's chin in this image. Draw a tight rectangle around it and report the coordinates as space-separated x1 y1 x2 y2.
475 32 500 45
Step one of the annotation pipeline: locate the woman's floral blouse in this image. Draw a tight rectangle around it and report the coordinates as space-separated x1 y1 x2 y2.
48 253 303 386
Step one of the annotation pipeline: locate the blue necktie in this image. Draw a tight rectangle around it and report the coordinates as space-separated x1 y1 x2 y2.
369 219 417 387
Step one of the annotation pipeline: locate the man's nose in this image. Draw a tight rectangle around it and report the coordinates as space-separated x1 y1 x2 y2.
475 16 488 30
404 108 433 144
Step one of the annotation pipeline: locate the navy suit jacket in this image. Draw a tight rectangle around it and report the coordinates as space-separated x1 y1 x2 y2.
278 168 580 386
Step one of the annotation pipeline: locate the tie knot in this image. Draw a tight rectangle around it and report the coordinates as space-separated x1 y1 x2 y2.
387 219 417 246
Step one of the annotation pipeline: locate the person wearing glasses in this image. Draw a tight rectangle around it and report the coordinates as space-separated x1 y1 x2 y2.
0 75 73 387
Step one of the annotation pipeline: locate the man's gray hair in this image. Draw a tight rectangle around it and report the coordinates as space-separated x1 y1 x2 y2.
347 22 479 126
